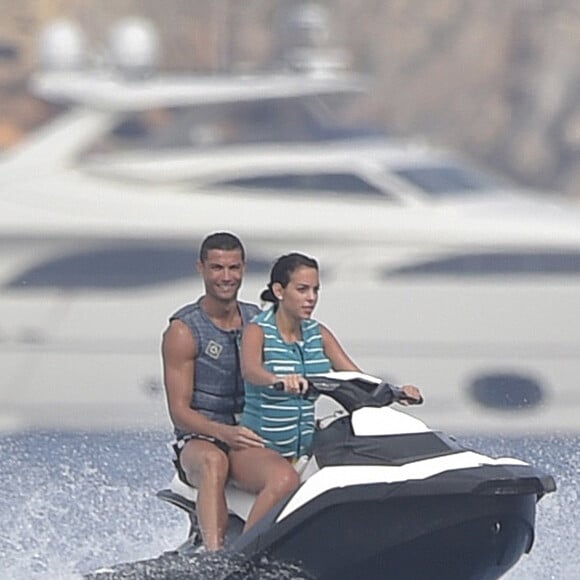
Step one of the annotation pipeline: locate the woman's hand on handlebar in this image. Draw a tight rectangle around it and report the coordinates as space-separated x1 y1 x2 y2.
399 384 423 405
275 374 309 395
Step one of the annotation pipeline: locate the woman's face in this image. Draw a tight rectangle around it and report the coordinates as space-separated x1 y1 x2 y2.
276 266 320 320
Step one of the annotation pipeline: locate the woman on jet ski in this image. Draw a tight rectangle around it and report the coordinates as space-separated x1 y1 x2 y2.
229 252 422 532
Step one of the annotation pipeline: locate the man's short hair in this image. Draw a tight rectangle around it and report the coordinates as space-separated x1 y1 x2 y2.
199 232 246 262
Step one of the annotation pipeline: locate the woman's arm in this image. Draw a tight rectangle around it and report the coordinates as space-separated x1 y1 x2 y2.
320 324 423 403
320 323 361 372
241 322 309 394
241 322 278 386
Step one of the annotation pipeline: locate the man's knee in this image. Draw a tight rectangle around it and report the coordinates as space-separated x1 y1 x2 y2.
201 448 230 479
181 442 229 486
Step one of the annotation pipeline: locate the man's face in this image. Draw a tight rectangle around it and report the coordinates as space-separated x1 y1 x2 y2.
197 248 245 302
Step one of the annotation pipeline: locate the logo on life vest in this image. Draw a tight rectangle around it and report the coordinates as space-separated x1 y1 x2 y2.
273 365 296 372
205 340 223 360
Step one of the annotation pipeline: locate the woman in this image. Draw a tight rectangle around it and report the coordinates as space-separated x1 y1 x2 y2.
229 252 421 532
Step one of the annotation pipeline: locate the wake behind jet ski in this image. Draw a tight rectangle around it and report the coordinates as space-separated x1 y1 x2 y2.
87 372 555 580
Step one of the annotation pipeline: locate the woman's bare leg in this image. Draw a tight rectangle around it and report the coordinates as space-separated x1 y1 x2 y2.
229 447 300 531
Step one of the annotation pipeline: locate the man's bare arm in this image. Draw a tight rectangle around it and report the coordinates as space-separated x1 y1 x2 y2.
162 320 263 448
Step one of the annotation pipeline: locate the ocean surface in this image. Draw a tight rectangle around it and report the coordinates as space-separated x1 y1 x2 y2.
1 430 578 580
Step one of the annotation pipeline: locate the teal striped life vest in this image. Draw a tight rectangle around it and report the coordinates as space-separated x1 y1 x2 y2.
241 307 331 458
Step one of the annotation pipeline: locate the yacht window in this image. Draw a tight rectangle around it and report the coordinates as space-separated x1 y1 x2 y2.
392 165 504 196
382 251 580 277
83 95 382 155
469 373 544 410
216 172 390 198
5 244 271 290
0 42 18 60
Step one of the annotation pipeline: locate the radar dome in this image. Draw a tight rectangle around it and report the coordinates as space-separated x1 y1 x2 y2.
108 18 161 76
38 20 87 70
289 3 330 47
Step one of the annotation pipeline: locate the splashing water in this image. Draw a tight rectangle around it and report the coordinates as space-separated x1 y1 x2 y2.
0 432 182 579
0 431 578 579
462 434 579 580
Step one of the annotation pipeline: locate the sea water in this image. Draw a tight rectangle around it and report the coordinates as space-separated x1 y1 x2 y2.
0 431 578 580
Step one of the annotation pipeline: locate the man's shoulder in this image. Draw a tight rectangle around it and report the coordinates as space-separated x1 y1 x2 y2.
239 300 260 319
171 299 259 327
170 300 202 322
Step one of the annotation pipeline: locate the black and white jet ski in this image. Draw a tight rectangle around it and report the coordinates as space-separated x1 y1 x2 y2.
154 372 555 580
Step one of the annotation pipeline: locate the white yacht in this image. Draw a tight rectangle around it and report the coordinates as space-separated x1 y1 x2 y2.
1 18 579 434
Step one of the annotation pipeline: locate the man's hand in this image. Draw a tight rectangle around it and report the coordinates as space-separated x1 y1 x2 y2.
219 424 265 450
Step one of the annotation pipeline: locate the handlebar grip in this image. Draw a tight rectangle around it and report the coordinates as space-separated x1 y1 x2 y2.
390 384 423 405
411 395 424 405
272 379 311 398
400 392 424 405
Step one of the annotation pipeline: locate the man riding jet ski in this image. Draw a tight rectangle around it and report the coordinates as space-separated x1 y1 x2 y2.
152 372 556 580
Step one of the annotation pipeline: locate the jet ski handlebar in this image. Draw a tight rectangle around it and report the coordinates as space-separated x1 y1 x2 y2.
375 382 424 405
271 377 344 396
272 373 423 411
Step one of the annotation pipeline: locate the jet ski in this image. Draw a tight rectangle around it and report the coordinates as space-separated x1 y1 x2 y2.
85 372 555 579
152 372 556 580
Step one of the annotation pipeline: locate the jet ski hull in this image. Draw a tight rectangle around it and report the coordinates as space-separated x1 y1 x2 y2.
233 461 554 580
240 489 535 580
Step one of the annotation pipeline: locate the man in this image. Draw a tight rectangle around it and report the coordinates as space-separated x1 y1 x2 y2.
161 232 264 551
